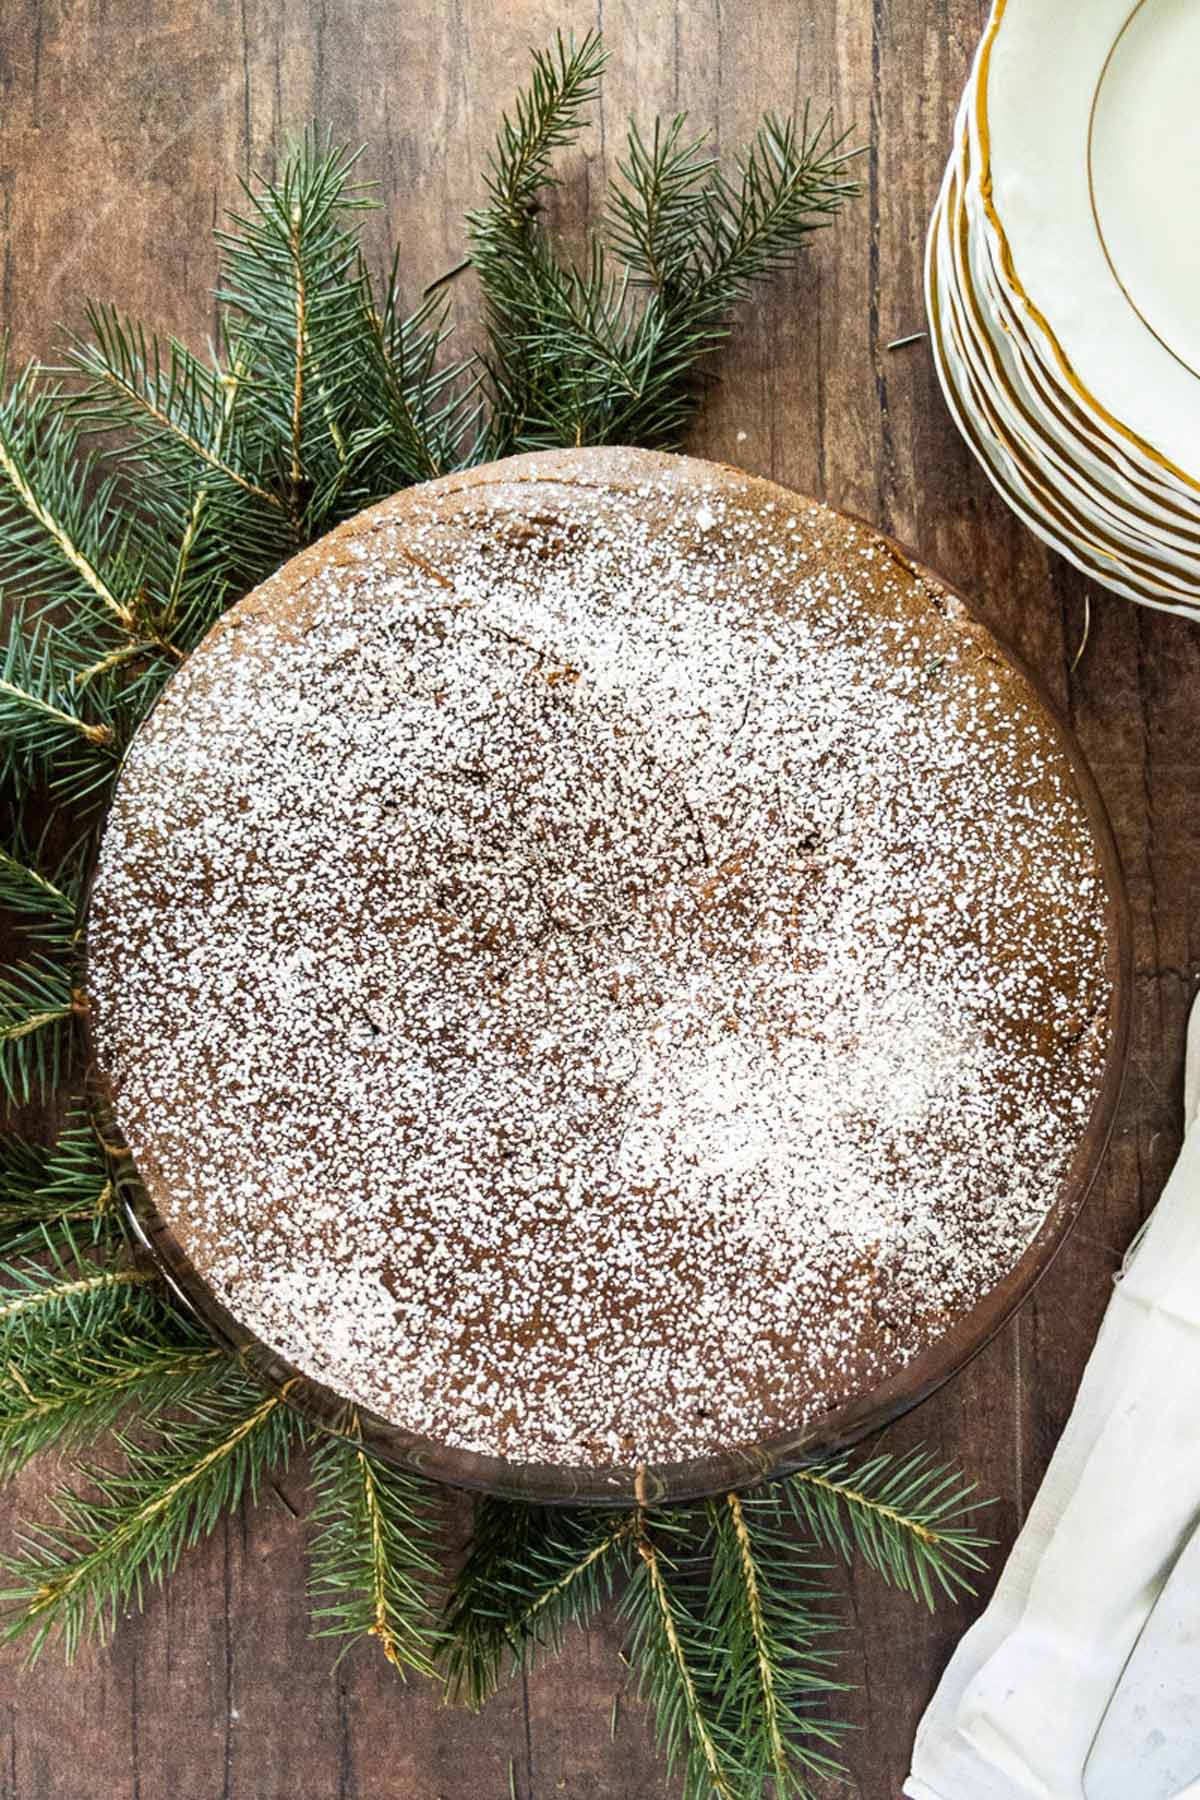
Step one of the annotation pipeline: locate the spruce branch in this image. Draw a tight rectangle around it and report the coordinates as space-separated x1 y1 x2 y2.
0 1224 159 1354
0 954 78 1105
483 30 608 226
0 616 122 815
0 1317 225 1480
687 108 861 302
0 1132 49 1216
0 1108 120 1258
607 115 717 294
706 1491 849 1795
66 306 293 637
214 130 477 527
354 263 481 488
786 1447 992 1607
307 1421 444 1678
0 1367 302 1660
70 303 282 508
0 1209 119 1271
0 845 79 944
623 1510 741 1800
34 1110 117 1218
469 44 861 453
216 129 377 534
0 356 137 631
441 1495 633 1708
159 487 209 632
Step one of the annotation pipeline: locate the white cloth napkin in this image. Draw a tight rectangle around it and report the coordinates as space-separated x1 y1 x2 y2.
906 994 1200 1800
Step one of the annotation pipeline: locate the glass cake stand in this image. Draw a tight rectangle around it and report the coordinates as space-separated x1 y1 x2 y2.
86 544 1134 1509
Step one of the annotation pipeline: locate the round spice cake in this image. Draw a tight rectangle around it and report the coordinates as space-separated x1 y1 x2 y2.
86 446 1124 1492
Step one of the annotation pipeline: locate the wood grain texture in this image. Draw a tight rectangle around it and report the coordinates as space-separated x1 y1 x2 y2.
0 0 1197 1795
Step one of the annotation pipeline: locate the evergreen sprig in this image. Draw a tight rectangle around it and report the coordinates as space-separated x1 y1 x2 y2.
0 954 77 1106
704 1491 849 1795
468 31 862 453
786 1448 992 1607
439 1490 858 1798
624 1512 745 1800
0 1315 224 1480
0 355 143 632
69 299 292 581
0 35 995 1799
0 843 86 1106
0 1367 303 1660
0 617 122 814
0 842 79 943
441 1496 635 1708
0 1225 158 1355
307 1419 444 1677
0 1106 118 1257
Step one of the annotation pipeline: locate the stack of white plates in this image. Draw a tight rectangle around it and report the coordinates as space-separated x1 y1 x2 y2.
926 0 1200 622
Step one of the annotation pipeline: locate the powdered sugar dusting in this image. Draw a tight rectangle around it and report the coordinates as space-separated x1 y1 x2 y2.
86 448 1114 1468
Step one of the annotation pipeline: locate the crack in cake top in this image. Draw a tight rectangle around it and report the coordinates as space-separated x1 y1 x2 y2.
86 447 1116 1468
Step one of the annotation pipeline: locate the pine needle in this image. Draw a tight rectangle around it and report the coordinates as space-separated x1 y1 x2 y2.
0 1232 158 1355
0 618 121 817
0 1106 120 1259
706 1491 849 1794
0 956 78 1105
469 39 861 453
785 1447 993 1607
0 846 79 940
623 1511 740 1800
0 366 135 631
0 1367 302 1660
441 1496 633 1708
307 1421 444 1678
0 1320 225 1480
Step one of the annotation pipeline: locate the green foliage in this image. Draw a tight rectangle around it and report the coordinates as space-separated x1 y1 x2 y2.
0 1130 46 1213
0 841 79 944
0 848 84 1107
0 1365 302 1660
436 1462 988 1795
0 45 858 843
0 353 144 631
0 1106 119 1256
786 1447 992 1607
0 1313 224 1480
704 1491 848 1796
307 1422 444 1677
69 299 294 605
212 128 476 537
468 30 861 453
622 1510 746 1800
0 618 123 814
0 1222 158 1354
442 1496 634 1708
616 1502 850 1800
0 953 77 1105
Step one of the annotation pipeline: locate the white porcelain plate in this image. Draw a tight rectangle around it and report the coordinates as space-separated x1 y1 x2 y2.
925 171 1187 611
1090 0 1200 387
927 139 1200 617
979 0 1200 489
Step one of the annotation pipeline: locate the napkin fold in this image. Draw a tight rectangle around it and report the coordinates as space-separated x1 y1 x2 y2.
906 994 1200 1800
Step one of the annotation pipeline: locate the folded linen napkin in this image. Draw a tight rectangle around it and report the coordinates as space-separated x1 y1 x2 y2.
906 994 1200 1800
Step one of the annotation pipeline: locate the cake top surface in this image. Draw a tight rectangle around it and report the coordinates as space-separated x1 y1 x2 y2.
86 447 1116 1472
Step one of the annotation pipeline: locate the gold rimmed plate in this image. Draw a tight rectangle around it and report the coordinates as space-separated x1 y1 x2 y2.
972 0 1200 496
927 160 1200 616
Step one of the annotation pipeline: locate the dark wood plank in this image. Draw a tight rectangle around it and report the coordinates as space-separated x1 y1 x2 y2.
1 0 1197 1793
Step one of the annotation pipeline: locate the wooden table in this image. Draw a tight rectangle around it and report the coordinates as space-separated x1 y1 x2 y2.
1 1 1196 1795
